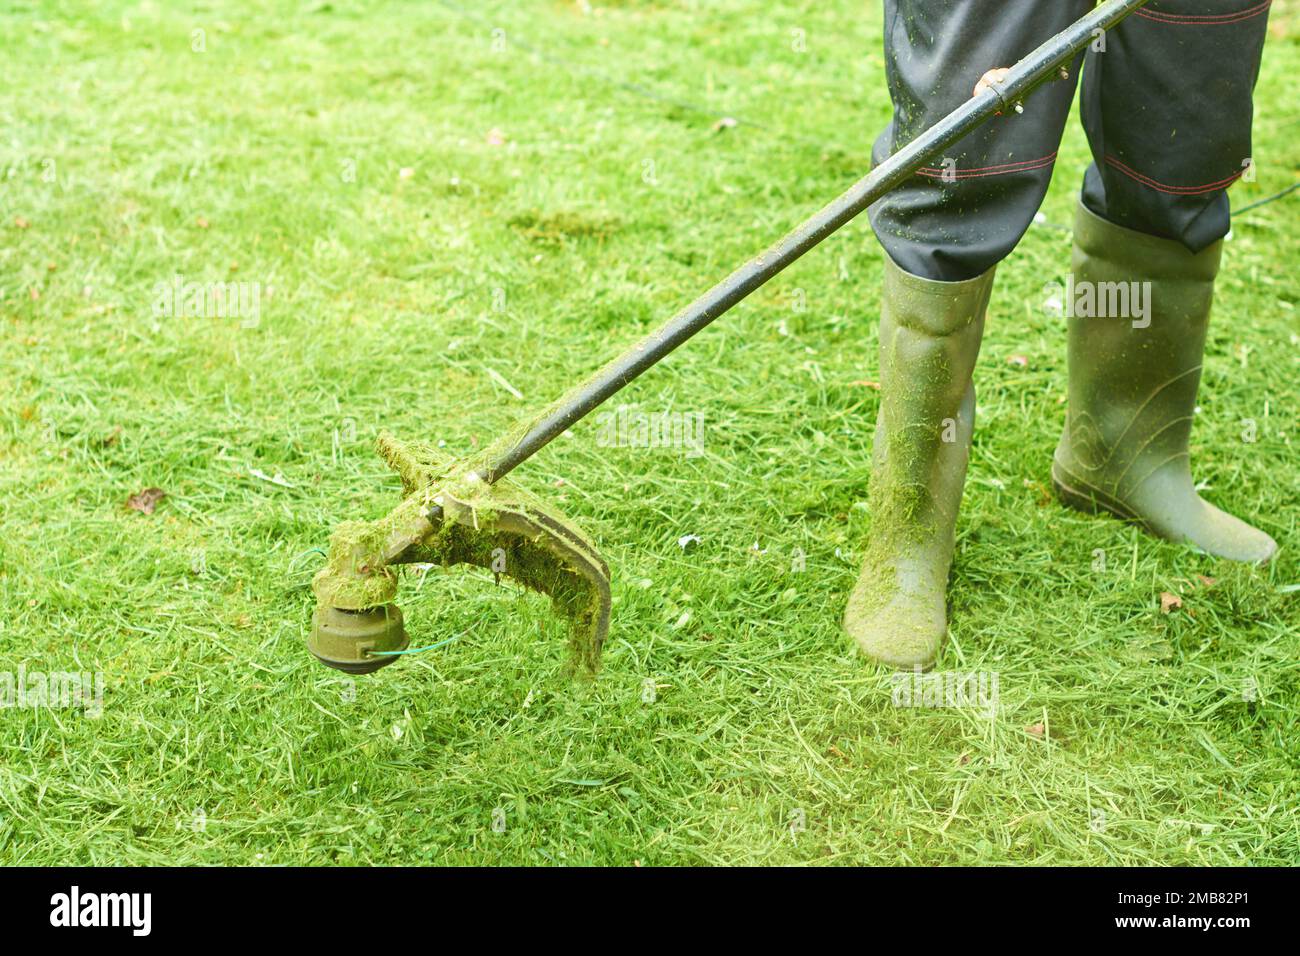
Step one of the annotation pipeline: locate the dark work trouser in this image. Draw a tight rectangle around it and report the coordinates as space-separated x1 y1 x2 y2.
867 0 1273 282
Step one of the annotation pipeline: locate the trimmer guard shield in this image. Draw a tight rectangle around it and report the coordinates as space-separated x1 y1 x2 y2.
310 433 610 675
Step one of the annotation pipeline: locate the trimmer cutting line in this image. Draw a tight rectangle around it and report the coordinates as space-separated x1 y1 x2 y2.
307 0 1153 676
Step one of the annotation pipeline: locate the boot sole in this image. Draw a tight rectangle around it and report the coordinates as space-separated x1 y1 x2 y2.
1053 462 1279 564
1050 463 1156 535
847 630 943 672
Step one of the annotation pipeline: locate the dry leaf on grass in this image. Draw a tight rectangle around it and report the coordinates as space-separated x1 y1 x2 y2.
1160 591 1183 614
127 487 167 514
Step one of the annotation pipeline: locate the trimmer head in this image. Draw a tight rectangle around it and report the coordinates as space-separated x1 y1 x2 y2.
309 433 611 676
308 604 408 674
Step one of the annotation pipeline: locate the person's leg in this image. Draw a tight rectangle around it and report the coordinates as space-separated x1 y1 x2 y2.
849 0 1089 668
1078 0 1271 247
868 0 1091 282
1055 0 1277 562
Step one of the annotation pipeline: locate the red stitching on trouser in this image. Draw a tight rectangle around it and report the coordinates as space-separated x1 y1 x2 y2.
1135 0 1271 25
917 151 1058 180
1103 155 1245 195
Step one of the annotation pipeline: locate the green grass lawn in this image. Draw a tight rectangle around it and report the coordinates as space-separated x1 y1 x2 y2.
2 0 1297 865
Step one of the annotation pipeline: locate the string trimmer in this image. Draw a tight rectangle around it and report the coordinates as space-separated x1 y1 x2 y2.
307 0 1151 676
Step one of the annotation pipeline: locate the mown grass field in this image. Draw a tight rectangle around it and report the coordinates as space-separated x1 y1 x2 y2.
1 0 1297 865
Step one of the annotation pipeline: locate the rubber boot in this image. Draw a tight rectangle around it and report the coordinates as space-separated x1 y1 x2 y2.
1053 201 1277 563
845 255 995 669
